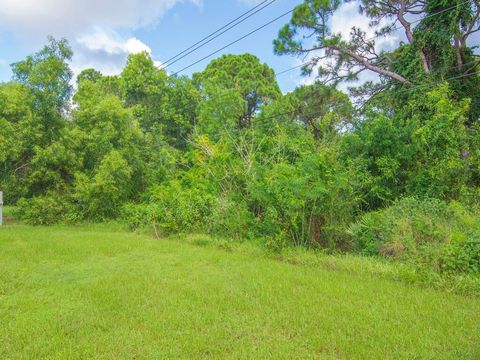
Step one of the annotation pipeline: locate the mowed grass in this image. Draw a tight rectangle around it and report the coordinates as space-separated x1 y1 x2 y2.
0 225 479 359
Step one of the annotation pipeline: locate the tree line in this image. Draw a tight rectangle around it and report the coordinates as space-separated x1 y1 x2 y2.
1 0 479 278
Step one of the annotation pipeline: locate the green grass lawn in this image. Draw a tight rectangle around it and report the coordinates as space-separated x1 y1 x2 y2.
0 225 479 359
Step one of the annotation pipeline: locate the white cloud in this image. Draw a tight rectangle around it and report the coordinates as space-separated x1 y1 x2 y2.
71 28 158 77
0 0 200 42
0 0 200 79
77 30 151 56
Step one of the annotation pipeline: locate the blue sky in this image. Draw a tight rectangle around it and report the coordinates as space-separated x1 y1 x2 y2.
1 0 476 93
0 0 307 92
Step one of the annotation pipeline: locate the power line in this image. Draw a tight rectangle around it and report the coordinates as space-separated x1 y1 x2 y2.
170 8 294 76
276 62 306 76
163 1 478 124
161 0 276 69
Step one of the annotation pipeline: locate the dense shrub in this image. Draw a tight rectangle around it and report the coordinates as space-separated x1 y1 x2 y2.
207 195 253 240
73 150 133 220
441 238 480 275
250 149 359 250
340 85 471 210
124 192 253 240
15 193 77 225
124 180 215 236
347 197 480 275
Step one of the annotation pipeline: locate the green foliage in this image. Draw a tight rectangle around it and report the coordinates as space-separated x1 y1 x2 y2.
121 52 166 107
251 147 359 250
194 53 280 130
274 0 340 58
341 84 472 209
124 180 214 235
2 35 479 289
407 84 470 198
76 68 102 85
442 239 480 275
207 194 253 240
348 197 480 275
287 83 353 140
0 83 35 201
11 36 72 141
15 192 76 225
74 150 133 220
120 52 200 149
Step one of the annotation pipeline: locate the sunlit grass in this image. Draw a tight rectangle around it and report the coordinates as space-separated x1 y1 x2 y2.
0 224 479 358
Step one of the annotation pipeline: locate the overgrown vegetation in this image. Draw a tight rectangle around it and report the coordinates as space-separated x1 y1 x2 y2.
1 1 480 290
348 197 480 284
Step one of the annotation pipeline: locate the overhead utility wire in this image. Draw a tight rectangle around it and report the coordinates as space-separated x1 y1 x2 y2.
161 1 477 123
171 8 294 76
161 0 276 69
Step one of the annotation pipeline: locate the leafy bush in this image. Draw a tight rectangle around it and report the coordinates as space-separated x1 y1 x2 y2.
122 202 151 230
340 85 471 210
74 150 133 220
15 193 77 225
124 180 214 236
250 149 359 250
441 238 480 275
207 195 253 240
347 197 480 275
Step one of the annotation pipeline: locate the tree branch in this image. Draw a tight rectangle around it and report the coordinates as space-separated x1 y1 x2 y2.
328 45 412 84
